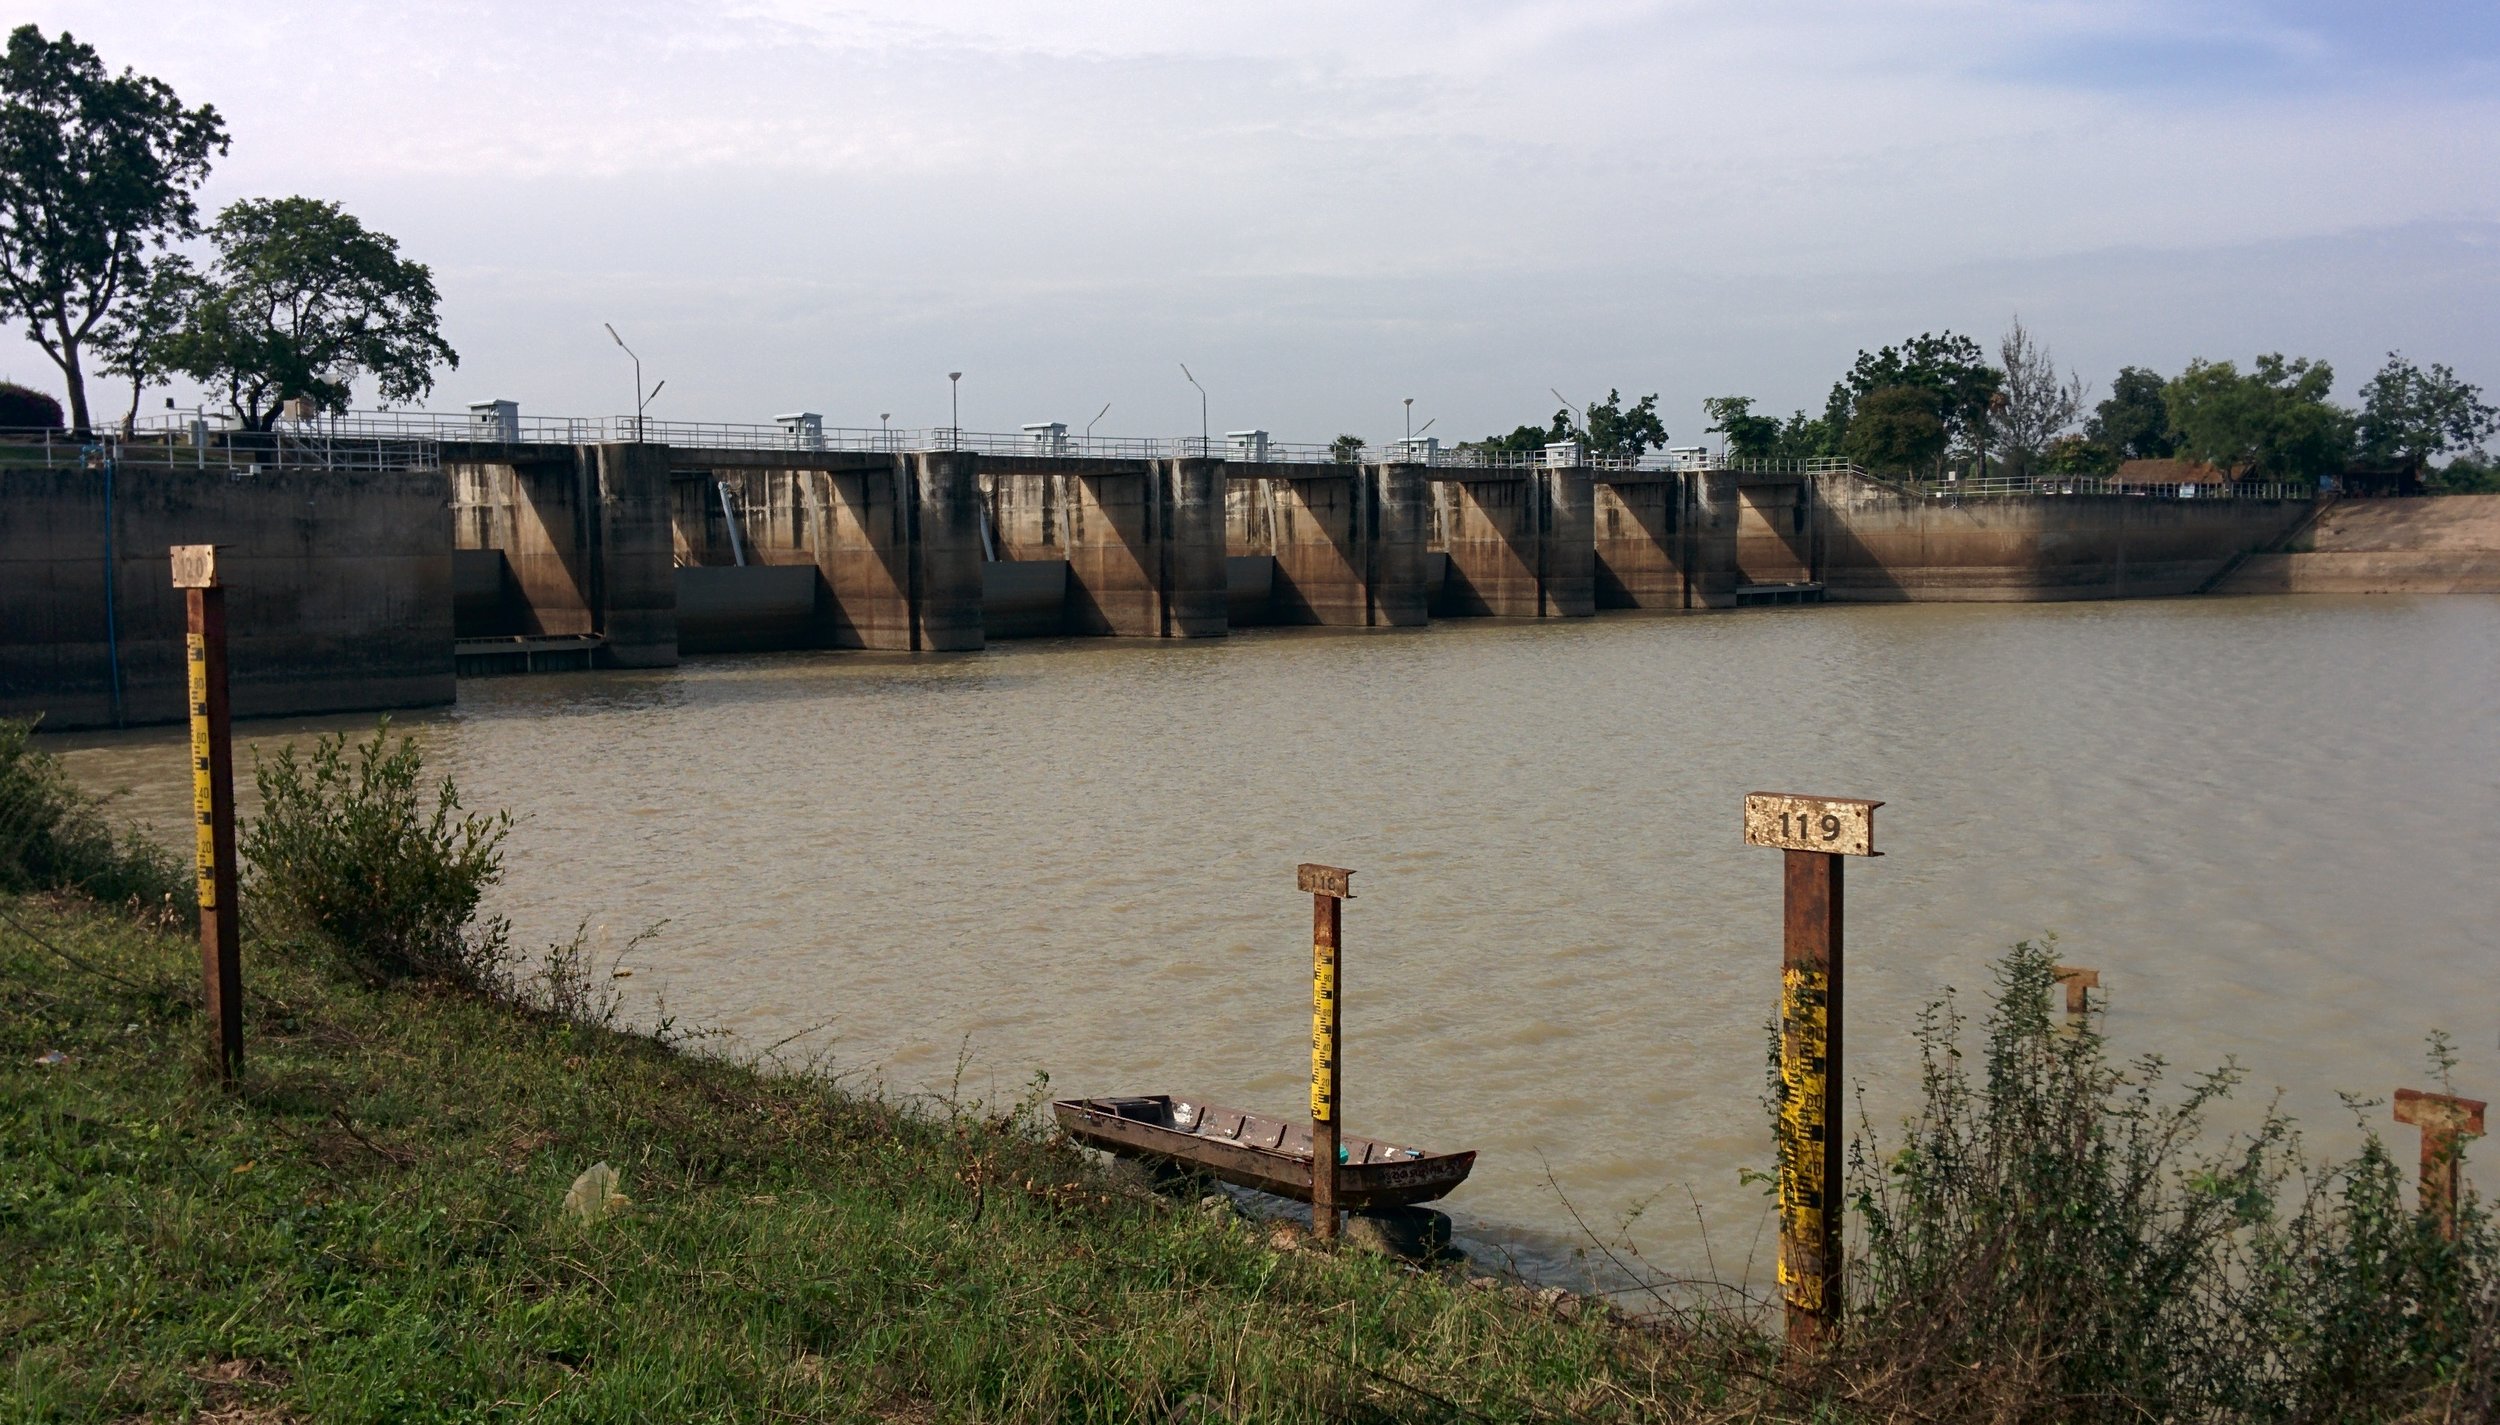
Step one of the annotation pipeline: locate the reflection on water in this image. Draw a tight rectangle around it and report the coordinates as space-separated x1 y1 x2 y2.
51 595 2500 1286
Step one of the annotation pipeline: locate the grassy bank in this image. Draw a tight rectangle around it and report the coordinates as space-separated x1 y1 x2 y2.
1 891 1767 1422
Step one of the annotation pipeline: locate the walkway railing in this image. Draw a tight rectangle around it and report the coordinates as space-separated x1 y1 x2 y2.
0 426 440 473
47 411 2318 504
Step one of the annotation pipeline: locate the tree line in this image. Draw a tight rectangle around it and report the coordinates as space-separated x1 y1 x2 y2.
0 25 454 435
1698 322 2498 493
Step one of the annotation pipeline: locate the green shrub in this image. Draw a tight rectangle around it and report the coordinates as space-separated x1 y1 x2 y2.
0 715 188 907
240 720 511 986
0 380 64 430
1833 941 2496 1420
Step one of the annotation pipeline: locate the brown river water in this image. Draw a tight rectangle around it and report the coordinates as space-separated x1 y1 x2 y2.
47 595 2500 1289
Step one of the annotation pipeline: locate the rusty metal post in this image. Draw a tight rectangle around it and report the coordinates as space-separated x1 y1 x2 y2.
1300 862 1354 1241
174 545 241 1082
1743 793 1881 1353
2051 965 2100 1018
2394 1088 2486 1241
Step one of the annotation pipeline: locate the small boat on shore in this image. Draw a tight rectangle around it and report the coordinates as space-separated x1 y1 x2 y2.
1052 1094 1476 1210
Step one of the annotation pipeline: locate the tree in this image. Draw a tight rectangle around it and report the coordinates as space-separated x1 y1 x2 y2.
2357 353 2495 466
1578 389 1666 459
1840 386 1947 474
1994 317 2086 477
167 196 456 430
1823 332 2002 474
92 252 198 433
1470 419 1565 455
2086 366 2176 461
2163 354 2353 483
1328 433 1364 463
1702 395 1780 460
0 25 226 433
2040 433 2117 477
0 379 61 428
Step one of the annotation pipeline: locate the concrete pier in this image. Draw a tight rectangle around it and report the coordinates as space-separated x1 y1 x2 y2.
1432 467 1595 619
986 459 1227 638
1226 463 1431 627
1589 470 1740 610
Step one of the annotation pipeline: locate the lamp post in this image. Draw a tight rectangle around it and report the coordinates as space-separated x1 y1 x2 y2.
1087 401 1111 439
605 323 655 442
1404 397 1413 442
1179 362 1208 454
948 372 962 450
880 412 891 450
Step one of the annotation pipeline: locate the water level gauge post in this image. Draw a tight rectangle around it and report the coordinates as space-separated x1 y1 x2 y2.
1743 791 1882 1352
1299 862 1354 1242
173 544 242 1083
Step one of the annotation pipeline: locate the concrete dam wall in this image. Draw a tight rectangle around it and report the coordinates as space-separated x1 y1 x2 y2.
7 442 2367 731
1 461 451 731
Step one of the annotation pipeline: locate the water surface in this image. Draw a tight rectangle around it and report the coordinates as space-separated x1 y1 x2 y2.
55 595 2500 1286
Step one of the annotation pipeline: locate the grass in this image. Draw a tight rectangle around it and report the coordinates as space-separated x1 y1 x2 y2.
0 892 1780 1423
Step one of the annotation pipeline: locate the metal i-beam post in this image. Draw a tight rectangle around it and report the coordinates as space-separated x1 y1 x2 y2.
2052 965 2101 1019
2394 1088 2486 1241
174 545 241 1082
1743 792 1882 1352
1300 862 1355 1241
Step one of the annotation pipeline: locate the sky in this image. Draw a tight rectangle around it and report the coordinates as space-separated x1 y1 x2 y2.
10 0 2500 445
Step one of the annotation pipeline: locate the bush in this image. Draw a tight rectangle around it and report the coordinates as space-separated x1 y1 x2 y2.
240 721 511 986
0 380 65 430
0 715 189 907
1832 941 2496 1420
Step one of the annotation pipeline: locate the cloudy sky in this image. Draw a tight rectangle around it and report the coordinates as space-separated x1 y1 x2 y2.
12 1 2499 444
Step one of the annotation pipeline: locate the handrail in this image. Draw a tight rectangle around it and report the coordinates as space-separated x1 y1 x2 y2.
0 425 440 473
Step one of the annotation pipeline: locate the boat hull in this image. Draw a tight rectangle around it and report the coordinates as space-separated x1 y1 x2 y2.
1052 1095 1475 1210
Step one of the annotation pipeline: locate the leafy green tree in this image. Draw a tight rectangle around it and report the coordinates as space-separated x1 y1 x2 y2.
1826 332 2002 461
1578 389 1666 459
2357 352 2495 467
0 25 226 434
1470 419 1564 455
2432 452 2500 494
1773 409 1836 459
1840 386 1947 474
92 252 198 433
2040 433 2117 477
1702 396 1780 460
167 196 456 431
1327 433 1365 463
2164 355 2353 483
2086 366 2176 460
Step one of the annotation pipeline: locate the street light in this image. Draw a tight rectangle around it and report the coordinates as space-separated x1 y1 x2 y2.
880 412 891 450
1087 401 1111 441
1404 397 1414 441
948 372 962 450
604 323 659 442
1179 362 1208 452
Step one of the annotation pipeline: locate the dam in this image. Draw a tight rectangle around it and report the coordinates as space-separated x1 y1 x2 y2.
0 409 2461 732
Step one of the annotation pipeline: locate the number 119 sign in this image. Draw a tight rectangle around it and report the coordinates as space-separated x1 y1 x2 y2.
1743 792 1878 857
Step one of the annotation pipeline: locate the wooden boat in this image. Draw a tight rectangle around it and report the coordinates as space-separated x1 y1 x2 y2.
1052 1094 1476 1210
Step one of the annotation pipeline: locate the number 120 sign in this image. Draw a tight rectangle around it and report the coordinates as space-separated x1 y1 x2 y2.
1743 793 1882 857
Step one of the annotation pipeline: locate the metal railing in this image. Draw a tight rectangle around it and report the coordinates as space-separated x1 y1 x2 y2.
0 425 440 473
1906 474 2315 502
